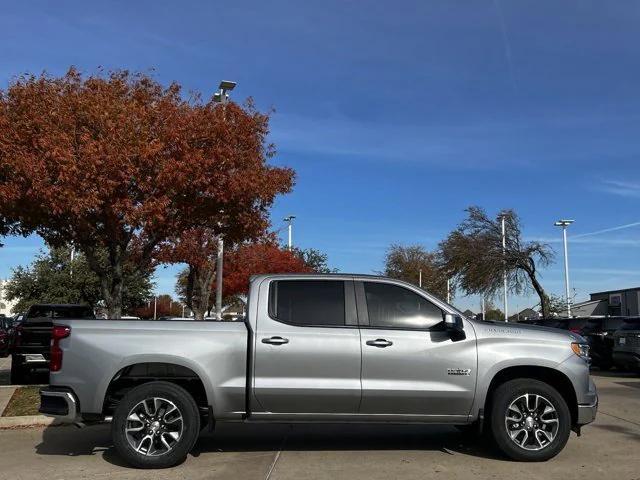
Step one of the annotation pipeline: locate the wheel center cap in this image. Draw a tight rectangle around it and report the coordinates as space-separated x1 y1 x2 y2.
525 416 534 429
151 421 161 433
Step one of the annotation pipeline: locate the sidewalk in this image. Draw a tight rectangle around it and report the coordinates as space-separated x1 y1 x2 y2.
0 385 17 415
0 357 59 428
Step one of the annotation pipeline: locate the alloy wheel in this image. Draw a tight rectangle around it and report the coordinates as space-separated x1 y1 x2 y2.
504 393 559 451
125 397 184 456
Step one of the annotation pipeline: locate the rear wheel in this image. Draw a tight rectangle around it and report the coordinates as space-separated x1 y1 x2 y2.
490 379 571 461
112 381 200 469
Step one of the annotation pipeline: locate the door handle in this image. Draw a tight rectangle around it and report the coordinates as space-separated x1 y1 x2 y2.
262 336 289 345
366 338 393 348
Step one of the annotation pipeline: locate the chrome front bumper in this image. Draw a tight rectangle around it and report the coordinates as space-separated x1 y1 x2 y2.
577 395 598 425
39 389 79 423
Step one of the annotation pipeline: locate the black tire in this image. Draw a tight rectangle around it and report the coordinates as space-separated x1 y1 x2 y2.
10 356 26 384
112 381 200 469
489 378 571 462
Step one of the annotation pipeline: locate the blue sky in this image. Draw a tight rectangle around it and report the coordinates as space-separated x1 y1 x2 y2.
1 1 639 312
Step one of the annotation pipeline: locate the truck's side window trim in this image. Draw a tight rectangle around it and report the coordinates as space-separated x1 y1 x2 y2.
268 279 358 328
355 280 445 331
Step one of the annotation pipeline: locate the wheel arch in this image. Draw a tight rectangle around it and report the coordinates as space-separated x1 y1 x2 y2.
101 361 211 420
483 365 578 426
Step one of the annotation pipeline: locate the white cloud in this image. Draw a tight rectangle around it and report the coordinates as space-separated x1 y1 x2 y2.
596 179 640 198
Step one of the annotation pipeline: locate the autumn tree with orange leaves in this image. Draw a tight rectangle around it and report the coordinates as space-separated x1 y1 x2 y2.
174 241 315 317
0 68 294 318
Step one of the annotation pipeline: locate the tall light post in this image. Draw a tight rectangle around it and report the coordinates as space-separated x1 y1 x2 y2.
500 214 508 322
554 219 575 317
284 215 296 251
446 278 451 303
213 80 236 320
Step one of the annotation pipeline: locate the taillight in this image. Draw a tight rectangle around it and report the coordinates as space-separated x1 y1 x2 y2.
50 325 71 372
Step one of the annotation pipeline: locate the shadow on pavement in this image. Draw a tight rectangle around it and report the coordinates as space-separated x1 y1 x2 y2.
591 423 640 443
35 422 506 467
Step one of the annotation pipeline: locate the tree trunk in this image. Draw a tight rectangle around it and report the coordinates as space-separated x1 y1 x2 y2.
84 243 125 319
187 263 216 320
524 266 550 318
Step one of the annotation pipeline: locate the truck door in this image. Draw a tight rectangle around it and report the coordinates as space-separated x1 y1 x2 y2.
253 278 362 416
357 280 477 418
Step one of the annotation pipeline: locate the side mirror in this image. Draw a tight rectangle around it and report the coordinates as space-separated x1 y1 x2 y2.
444 313 464 333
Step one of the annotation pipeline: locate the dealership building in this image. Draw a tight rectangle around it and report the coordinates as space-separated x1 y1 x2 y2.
571 287 640 317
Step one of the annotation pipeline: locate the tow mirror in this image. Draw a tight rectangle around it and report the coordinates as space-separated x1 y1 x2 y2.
444 314 464 333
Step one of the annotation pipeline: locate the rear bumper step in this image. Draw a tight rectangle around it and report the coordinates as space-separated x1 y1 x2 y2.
39 389 80 423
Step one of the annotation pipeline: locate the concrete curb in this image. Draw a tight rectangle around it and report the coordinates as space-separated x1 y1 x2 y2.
0 414 61 429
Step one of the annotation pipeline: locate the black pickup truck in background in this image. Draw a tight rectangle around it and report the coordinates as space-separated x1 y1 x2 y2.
0 316 14 357
11 304 94 384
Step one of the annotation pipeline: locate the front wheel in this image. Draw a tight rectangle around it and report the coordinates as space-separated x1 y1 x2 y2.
112 381 200 469
490 379 571 461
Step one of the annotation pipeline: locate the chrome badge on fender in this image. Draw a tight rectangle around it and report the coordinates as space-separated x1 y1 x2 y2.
447 368 471 376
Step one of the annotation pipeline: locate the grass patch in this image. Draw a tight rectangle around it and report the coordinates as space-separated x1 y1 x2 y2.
2 387 40 417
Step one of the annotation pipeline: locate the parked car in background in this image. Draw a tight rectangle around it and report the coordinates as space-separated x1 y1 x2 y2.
580 318 616 370
522 317 589 333
41 274 597 468
11 304 95 383
613 318 640 374
0 316 14 357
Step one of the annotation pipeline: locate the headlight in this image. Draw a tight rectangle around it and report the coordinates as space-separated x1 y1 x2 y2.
571 342 590 360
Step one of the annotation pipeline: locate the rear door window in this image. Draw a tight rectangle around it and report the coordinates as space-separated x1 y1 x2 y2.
269 280 345 326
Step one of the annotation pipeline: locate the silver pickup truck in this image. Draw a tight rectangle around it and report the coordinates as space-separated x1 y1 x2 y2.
40 274 597 468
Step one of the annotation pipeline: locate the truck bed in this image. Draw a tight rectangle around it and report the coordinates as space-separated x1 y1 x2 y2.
50 319 249 419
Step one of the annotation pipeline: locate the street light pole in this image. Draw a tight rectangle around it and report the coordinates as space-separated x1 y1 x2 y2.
501 214 508 322
213 80 236 321
70 243 75 277
216 236 224 320
446 278 451 303
419 269 422 288
284 216 296 251
554 219 575 317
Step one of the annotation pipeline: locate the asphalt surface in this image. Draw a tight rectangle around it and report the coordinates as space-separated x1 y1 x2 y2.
0 366 639 480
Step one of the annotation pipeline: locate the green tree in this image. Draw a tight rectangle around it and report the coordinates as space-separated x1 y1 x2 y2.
382 244 450 299
546 294 567 316
5 246 153 313
485 308 505 321
291 247 336 273
440 207 554 318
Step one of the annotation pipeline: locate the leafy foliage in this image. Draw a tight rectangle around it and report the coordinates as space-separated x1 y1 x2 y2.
439 206 554 317
0 68 293 318
383 244 449 299
133 294 184 319
222 242 315 298
4 246 153 313
485 308 506 321
291 247 336 274
174 242 332 315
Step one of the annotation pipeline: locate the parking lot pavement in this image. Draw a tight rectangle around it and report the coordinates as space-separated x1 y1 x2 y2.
0 372 638 480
